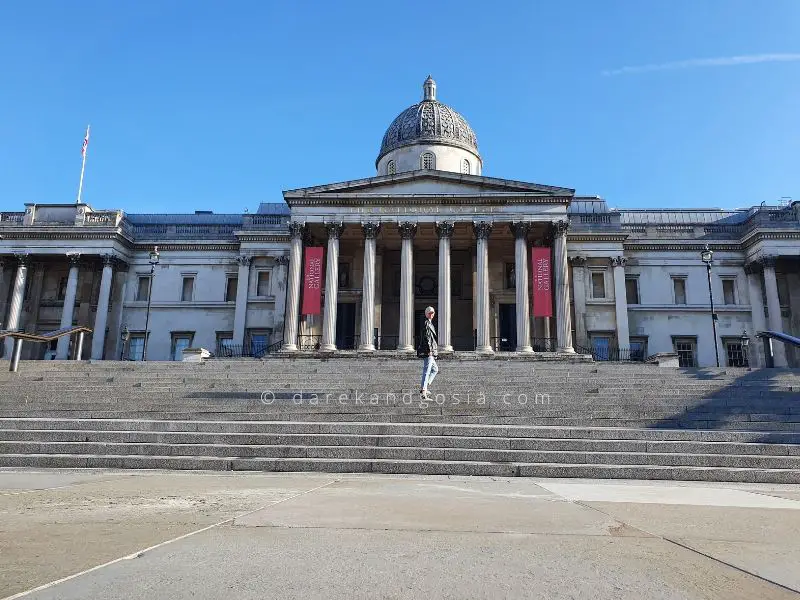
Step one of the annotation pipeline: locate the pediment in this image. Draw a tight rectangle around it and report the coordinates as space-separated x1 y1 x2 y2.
283 170 574 202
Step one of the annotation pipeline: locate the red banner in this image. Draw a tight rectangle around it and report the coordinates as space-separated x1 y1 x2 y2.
531 247 553 317
301 247 324 315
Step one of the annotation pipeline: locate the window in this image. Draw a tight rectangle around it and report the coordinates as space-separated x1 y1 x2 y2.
181 276 194 302
591 335 612 361
256 271 271 296
629 337 648 361
625 277 640 304
724 339 749 367
216 332 234 354
57 277 67 301
387 160 396 175
136 276 151 302
461 158 470 174
672 278 687 305
128 334 145 361
420 152 435 170
171 332 194 361
338 264 350 289
248 330 270 355
505 263 515 289
591 272 606 299
673 337 697 367
722 279 736 305
225 276 238 302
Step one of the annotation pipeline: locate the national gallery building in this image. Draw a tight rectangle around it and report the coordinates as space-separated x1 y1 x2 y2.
1 78 798 368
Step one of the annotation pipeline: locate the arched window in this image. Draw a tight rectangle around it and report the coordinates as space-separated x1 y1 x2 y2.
461 159 470 174
420 152 435 170
387 160 396 175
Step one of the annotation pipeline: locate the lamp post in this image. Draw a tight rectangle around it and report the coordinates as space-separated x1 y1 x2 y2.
142 246 160 361
700 244 720 367
741 329 750 367
120 326 130 360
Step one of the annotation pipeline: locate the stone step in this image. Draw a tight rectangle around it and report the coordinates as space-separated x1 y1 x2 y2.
0 453 797 483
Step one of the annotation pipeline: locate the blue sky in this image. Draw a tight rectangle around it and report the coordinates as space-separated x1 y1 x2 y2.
0 1 798 213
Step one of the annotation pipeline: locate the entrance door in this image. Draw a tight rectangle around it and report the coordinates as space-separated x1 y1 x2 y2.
336 303 357 349
498 304 517 351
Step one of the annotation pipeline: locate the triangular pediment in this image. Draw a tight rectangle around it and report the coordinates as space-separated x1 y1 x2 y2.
283 170 574 202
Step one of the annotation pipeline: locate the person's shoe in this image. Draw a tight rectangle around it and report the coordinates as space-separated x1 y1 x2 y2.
420 390 432 400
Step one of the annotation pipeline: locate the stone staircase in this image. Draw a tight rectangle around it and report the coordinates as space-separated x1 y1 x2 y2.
0 357 798 482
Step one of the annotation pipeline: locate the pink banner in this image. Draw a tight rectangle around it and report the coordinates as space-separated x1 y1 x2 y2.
301 247 324 315
531 247 553 318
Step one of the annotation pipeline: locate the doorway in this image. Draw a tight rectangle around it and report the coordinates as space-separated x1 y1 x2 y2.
336 303 357 349
498 304 517 351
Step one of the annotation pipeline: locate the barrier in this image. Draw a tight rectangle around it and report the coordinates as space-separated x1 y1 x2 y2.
0 326 93 372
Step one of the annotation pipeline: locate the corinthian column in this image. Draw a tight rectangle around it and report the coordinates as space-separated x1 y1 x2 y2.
436 221 454 352
321 222 344 351
473 221 493 354
359 222 381 351
56 252 81 359
398 222 417 353
511 222 532 353
232 255 252 346
611 256 630 349
282 222 305 352
4 254 30 358
553 220 575 353
90 254 115 359
761 256 787 367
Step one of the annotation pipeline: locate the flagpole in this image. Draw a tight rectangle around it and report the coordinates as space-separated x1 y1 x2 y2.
76 124 90 204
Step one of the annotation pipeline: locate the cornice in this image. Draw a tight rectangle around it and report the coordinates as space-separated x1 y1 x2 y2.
286 195 573 207
568 234 627 242
234 233 290 243
623 242 741 252
741 230 800 249
131 243 239 251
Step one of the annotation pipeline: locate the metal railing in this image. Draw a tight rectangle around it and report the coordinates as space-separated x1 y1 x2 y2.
298 335 323 351
532 337 558 352
490 337 515 352
212 339 283 358
574 344 646 362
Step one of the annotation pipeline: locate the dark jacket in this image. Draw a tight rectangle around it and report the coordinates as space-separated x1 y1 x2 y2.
418 319 438 358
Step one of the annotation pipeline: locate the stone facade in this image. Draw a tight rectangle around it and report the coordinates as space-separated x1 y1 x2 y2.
1 78 799 367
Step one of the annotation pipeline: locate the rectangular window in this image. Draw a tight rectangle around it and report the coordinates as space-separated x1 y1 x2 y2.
136 276 151 302
338 263 351 289
625 278 640 304
724 339 749 367
590 335 612 361
591 272 606 299
128 334 145 361
225 276 238 302
673 337 696 367
722 279 736 305
505 263 515 289
216 332 234 354
629 337 648 361
673 278 687 305
171 333 194 361
247 330 270 356
181 277 194 302
256 271 271 296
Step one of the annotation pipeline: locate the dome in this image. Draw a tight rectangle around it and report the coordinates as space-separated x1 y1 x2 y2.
376 77 479 166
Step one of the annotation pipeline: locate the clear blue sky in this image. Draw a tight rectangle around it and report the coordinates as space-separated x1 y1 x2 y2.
1 1 798 213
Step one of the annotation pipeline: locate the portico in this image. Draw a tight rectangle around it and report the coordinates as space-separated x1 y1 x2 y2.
280 170 577 356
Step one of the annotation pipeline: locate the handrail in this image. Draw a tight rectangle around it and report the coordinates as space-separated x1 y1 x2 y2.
1 326 93 372
756 330 800 368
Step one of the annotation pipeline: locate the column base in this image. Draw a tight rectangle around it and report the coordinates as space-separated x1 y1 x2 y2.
516 346 534 353
398 345 415 353
358 344 376 352
476 345 494 354
282 343 298 352
320 344 337 352
439 345 454 353
558 346 576 354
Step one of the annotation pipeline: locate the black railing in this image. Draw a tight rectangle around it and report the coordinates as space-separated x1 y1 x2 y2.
298 335 323 351
376 335 399 350
337 334 360 350
575 344 646 362
490 337 515 352
532 337 558 352
213 339 283 358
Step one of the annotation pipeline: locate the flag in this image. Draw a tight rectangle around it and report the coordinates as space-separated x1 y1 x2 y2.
81 125 90 157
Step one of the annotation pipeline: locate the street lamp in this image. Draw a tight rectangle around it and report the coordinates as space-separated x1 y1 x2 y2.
741 329 750 367
700 244 720 367
142 246 160 361
120 325 130 360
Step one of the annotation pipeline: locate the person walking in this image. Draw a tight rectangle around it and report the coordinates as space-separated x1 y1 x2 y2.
418 306 439 400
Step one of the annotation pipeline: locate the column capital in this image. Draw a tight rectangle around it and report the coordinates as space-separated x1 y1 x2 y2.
100 253 115 267
472 220 493 240
274 255 290 267
744 261 761 275
362 222 382 239
509 221 531 240
610 256 627 268
325 222 345 239
13 253 31 267
569 255 587 267
551 219 570 238
435 221 455 239
235 255 252 267
398 221 418 240
759 255 778 270
287 221 306 239
66 252 82 267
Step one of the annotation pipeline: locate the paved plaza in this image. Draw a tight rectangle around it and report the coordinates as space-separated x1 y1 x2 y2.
1 470 799 599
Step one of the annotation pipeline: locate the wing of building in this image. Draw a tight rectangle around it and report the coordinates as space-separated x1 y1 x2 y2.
1 77 799 367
